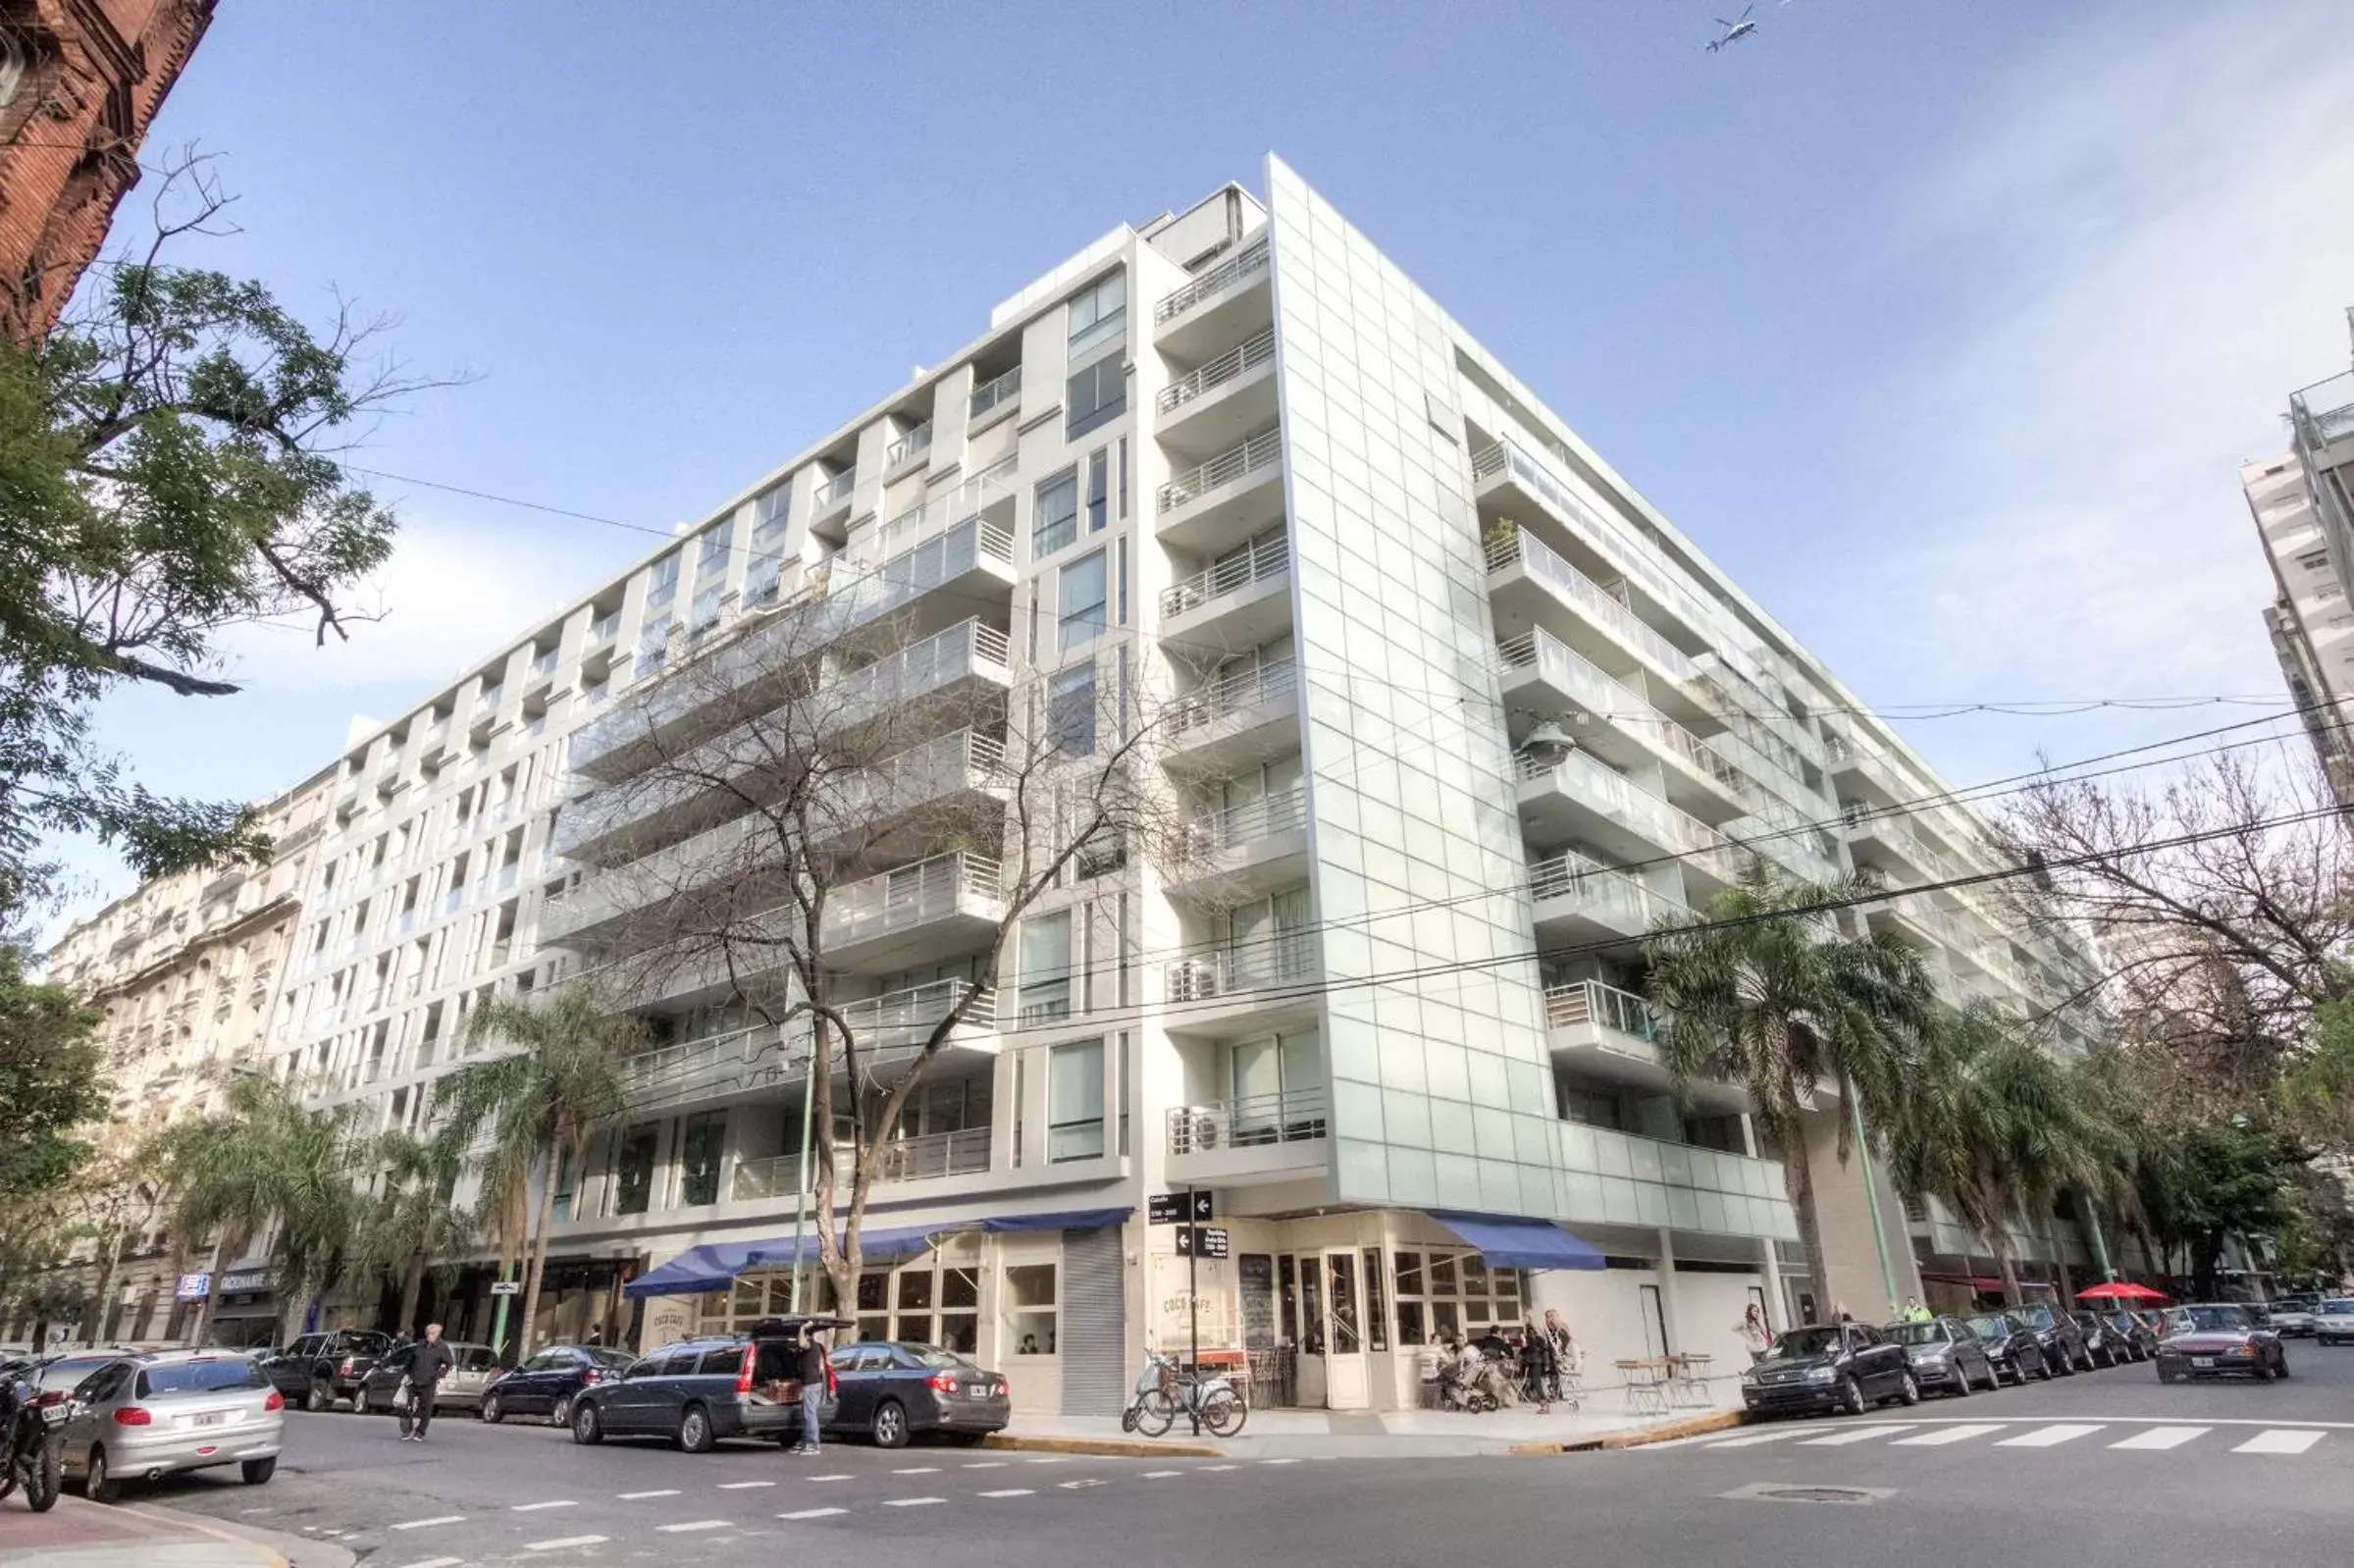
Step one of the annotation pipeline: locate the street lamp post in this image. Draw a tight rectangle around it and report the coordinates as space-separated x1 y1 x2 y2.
788 1028 818 1313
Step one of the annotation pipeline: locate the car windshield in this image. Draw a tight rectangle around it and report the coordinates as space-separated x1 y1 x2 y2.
898 1344 966 1370
1884 1322 1948 1346
1963 1315 2011 1339
35 1357 112 1390
138 1359 269 1396
1762 1327 1843 1359
2016 1306 2058 1329
585 1347 636 1369
2168 1305 2252 1333
2320 1300 2354 1314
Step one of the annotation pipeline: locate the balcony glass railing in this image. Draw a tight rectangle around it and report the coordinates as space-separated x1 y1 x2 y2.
732 1125 991 1202
814 470 857 509
1162 532 1288 620
1543 977 1663 1038
1514 748 1740 881
1158 327 1278 414
1177 787 1306 862
588 612 621 646
1155 238 1269 326
1169 659 1296 739
885 424 933 468
1484 525 1696 683
1498 628 1744 800
824 851 1003 951
1158 428 1282 513
968 366 1021 420
1168 1087 1328 1154
1526 852 1688 931
1472 438 1722 636
1166 929 1317 1003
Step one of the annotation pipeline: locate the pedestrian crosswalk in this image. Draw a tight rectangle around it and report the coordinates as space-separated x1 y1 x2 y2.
1654 1420 2344 1459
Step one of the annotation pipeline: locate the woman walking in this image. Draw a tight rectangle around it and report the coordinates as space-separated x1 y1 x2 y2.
1738 1302 1773 1364
1519 1312 1559 1413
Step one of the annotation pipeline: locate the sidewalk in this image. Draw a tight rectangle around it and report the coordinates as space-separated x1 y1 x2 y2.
0 1494 349 1568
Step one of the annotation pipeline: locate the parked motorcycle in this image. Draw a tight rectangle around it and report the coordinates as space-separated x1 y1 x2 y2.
0 1372 68 1512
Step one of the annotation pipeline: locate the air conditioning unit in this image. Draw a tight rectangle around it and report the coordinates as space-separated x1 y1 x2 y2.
1182 1108 1222 1153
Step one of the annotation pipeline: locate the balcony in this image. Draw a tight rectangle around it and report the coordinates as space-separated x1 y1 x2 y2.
732 1125 992 1203
1155 427 1284 554
1543 979 1680 1093
1155 326 1278 454
1842 803 1938 882
1164 930 1320 1036
1160 532 1291 650
1162 659 1300 776
1166 788 1309 902
821 850 1005 973
1472 440 1718 646
968 365 1021 428
1513 748 1742 894
884 423 933 475
1498 627 1747 822
812 468 858 527
1153 237 1271 357
1485 525 1697 696
1527 851 1687 948
1557 1120 1795 1239
1165 1087 1330 1184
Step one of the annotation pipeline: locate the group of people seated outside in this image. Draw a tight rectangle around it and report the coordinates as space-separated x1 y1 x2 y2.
1422 1310 1583 1414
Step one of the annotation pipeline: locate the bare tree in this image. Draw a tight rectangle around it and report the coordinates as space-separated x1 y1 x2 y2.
554 572 1175 1319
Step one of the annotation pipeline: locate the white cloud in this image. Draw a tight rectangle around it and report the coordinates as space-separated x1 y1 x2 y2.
1841 3 2354 713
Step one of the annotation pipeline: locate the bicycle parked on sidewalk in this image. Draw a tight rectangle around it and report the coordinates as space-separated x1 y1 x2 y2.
1121 1349 1248 1437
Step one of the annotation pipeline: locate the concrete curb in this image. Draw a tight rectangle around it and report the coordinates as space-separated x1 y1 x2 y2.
982 1433 1228 1459
1507 1408 1746 1454
125 1499 358 1568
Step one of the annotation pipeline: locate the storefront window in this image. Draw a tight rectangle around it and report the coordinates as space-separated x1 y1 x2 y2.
1007 1262 1057 1355
1390 1250 1530 1346
1362 1247 1387 1352
609 1124 656 1217
676 1111 724 1207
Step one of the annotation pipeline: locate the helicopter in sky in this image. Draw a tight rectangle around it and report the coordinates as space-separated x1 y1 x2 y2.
1706 5 1759 52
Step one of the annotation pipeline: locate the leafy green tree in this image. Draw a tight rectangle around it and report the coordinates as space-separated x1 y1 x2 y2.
434 987 643 1359
0 945 106 1199
2278 996 2354 1154
1643 862 1936 1312
350 1129 474 1339
2157 1121 2295 1300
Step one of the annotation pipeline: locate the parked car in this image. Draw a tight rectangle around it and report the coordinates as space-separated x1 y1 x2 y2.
357 1341 502 1416
481 1344 636 1427
2262 1300 2317 1338
261 1331 394 1413
1961 1312 2051 1385
2014 1304 2091 1374
1882 1316 1997 1397
568 1316 846 1451
2155 1302 2288 1383
24 1355 118 1398
824 1340 1011 1448
2101 1310 2159 1361
58 1350 283 1502
2070 1311 2128 1367
1740 1323 1918 1418
2312 1299 2354 1346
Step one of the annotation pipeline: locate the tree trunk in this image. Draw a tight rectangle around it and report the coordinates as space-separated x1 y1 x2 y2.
1778 1131 1832 1316
518 1144 562 1361
87 1234 125 1347
395 1249 427 1338
184 1235 227 1348
1991 1232 2022 1308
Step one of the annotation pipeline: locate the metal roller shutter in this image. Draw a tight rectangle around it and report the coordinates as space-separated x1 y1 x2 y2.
1059 1224 1125 1416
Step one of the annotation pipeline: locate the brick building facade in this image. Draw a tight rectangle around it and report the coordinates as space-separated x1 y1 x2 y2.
0 0 215 342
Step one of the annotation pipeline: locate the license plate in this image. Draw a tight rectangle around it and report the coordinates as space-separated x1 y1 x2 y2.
188 1410 230 1428
2191 1356 2215 1369
968 1385 988 1398
39 1405 67 1424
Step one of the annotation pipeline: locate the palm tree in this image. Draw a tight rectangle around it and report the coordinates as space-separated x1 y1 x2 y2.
1643 862 1935 1314
351 1130 475 1339
155 1070 366 1345
434 986 644 1360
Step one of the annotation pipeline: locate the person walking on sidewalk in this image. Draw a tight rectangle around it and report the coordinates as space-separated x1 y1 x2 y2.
1738 1302 1773 1363
403 1324 454 1441
788 1324 828 1455
1518 1312 1559 1413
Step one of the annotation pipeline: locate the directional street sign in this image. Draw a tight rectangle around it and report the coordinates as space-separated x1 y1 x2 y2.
1148 1191 1185 1226
1174 1226 1230 1259
1189 1190 1214 1222
490 1280 522 1296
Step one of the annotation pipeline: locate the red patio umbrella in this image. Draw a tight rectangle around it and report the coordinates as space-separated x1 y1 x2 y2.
2076 1281 2169 1303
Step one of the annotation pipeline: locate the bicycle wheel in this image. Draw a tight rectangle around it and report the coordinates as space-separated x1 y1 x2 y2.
1131 1388 1177 1437
1201 1390 1248 1437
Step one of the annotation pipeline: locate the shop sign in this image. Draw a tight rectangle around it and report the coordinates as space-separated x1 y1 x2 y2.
219 1270 272 1293
491 1280 522 1296
174 1272 211 1301
1149 1189 1214 1225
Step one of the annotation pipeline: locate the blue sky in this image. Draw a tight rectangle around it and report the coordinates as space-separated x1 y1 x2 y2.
55 0 2354 929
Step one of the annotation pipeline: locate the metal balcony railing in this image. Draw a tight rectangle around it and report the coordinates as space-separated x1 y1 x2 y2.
732 1125 991 1202
968 366 1021 420
1497 628 1746 800
1158 327 1278 414
1162 533 1288 620
871 454 1019 560
1543 978 1663 1039
825 851 1003 951
1527 851 1688 930
833 728 1007 822
1168 659 1297 738
1168 1087 1328 1155
1483 525 1696 683
1158 428 1282 513
886 424 933 468
1166 929 1317 1003
1513 747 1740 880
1155 237 1269 326
1472 438 1720 637
814 470 858 508
1177 787 1306 862
2291 369 2354 450
588 611 621 646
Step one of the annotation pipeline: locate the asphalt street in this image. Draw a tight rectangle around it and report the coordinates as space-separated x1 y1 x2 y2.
116 1343 2354 1568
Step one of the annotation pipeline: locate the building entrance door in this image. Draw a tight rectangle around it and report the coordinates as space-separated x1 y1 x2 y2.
1319 1249 1369 1409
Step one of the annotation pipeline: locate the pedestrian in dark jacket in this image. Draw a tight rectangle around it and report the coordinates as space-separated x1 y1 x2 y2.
790 1326 828 1454
404 1324 454 1441
1519 1312 1559 1413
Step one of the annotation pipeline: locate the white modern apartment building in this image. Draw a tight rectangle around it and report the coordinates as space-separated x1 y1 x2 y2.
237 157 2103 1414
2271 318 2354 811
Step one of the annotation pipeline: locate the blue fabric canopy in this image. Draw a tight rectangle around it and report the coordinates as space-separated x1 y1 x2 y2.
626 1208 1137 1299
623 1240 774 1299
979 1207 1132 1234
1430 1211 1606 1272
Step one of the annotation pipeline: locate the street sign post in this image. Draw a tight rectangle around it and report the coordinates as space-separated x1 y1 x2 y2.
1153 1188 1218 1432
491 1280 521 1297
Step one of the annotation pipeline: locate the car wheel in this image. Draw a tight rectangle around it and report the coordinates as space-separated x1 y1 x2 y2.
571 1399 603 1445
677 1403 715 1454
306 1379 335 1413
2035 1352 2055 1382
1838 1377 1865 1417
2158 1364 2178 1384
240 1457 276 1486
1896 1371 1921 1407
479 1392 502 1424
871 1399 911 1449
549 1394 572 1430
2255 1357 2276 1384
1950 1365 1971 1398
83 1446 116 1504
2275 1352 2289 1380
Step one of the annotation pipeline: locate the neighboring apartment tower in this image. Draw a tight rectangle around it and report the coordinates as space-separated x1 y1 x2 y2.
2243 452 2354 809
270 159 2101 1413
29 771 334 1344
0 0 216 341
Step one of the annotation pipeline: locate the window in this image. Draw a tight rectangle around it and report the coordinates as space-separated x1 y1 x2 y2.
1559 1081 1623 1130
1067 357 1126 441
1066 271 1126 359
1047 1037 1105 1162
690 581 724 637
1228 1030 1320 1139
677 1111 725 1207
696 525 730 577
745 550 785 606
635 612 673 677
645 551 681 608
1085 449 1110 534
1048 663 1096 758
609 1124 657 1216
1389 1249 1529 1346
1007 1262 1058 1354
2298 549 2331 572
1032 470 1078 556
1058 550 1108 651
1020 911 1072 1023
754 482 792 544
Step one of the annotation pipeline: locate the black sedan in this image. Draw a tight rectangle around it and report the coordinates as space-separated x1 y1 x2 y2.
2071 1310 2129 1367
481 1344 636 1427
1962 1312 2052 1385
824 1341 1011 1449
2156 1303 2288 1383
1884 1316 1998 1396
2014 1304 2091 1374
1740 1323 1918 1419
2100 1310 2158 1362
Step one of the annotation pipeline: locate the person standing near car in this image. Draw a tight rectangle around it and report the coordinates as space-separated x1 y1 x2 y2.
1738 1302 1773 1362
403 1324 454 1442
788 1324 828 1455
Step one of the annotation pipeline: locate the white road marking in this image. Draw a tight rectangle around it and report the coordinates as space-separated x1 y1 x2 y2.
1142 1469 1183 1478
780 1507 846 1520
977 1488 1035 1498
885 1496 945 1507
657 1520 732 1533
402 1558 463 1568
1058 1478 1106 1490
1701 1430 1810 1448
510 1499 576 1511
717 1480 776 1490
1800 1425 1915 1446
963 1461 1009 1469
2111 1426 2208 1450
524 1539 609 1553
2234 1429 2328 1455
391 1515 467 1531
892 1466 939 1474
1998 1424 2106 1448
1261 1457 1300 1465
619 1489 680 1499
1202 1463 1240 1471
1026 1456 1072 1464
1893 1424 2008 1446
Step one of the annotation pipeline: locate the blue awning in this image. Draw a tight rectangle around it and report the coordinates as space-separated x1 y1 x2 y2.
1430 1212 1606 1272
980 1207 1132 1234
845 1225 953 1262
626 1208 1138 1299
623 1240 773 1299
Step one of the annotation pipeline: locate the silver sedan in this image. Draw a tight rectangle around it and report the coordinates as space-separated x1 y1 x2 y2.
58 1349 284 1502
